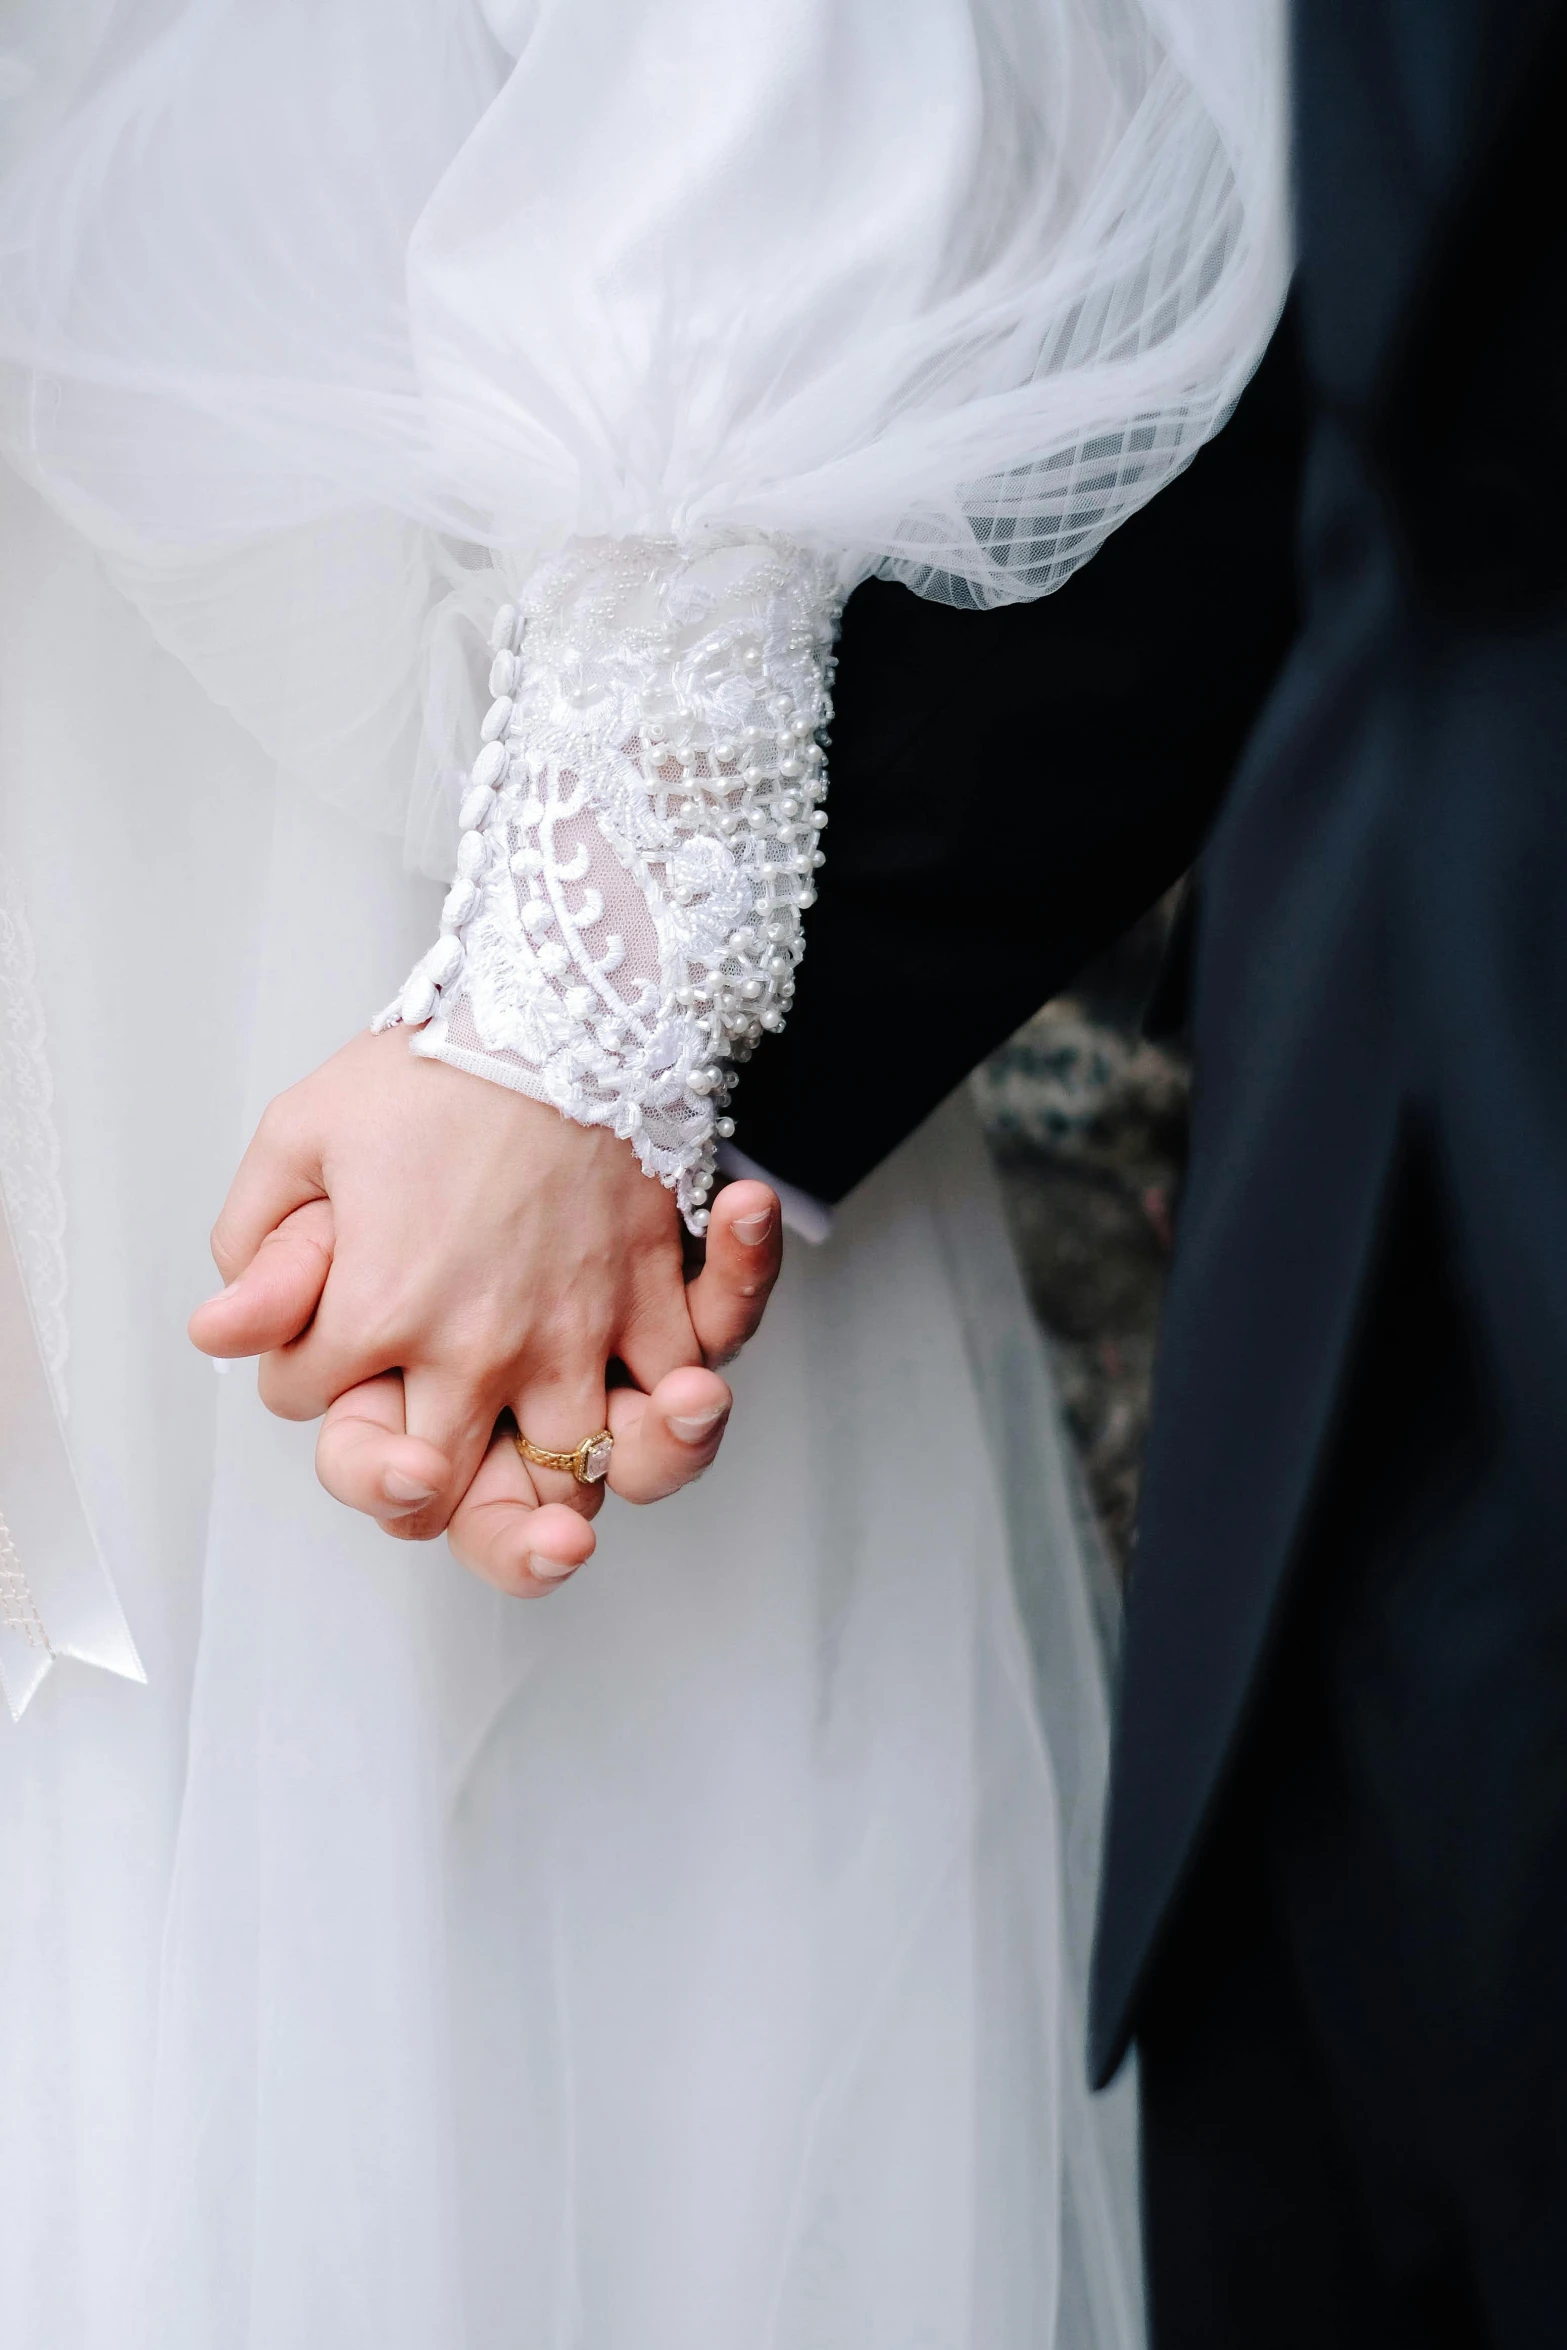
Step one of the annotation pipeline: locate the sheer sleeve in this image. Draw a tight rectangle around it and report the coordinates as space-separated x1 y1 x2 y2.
0 0 1289 1222
374 538 837 1227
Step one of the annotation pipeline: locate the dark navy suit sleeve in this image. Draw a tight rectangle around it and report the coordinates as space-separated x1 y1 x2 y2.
731 308 1309 1205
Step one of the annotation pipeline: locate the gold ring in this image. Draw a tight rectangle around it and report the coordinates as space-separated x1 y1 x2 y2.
514 1426 614 1486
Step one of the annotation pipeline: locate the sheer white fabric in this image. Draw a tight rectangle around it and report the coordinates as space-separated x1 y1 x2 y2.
0 0 1287 825
0 462 1141 2349
0 0 1286 1192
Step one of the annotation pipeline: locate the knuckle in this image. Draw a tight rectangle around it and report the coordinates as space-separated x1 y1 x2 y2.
275 1207 334 1271
529 1314 613 1379
255 1090 300 1151
209 1216 243 1281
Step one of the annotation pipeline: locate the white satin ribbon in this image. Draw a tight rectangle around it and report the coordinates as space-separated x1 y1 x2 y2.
0 1188 143 1719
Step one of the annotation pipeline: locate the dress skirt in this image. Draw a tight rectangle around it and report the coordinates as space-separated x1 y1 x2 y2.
0 460 1140 2350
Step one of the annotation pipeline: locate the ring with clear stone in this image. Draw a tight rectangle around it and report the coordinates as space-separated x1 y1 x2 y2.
514 1427 614 1485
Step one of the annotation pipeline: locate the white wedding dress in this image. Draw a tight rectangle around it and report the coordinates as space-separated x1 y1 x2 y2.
0 5 1286 2344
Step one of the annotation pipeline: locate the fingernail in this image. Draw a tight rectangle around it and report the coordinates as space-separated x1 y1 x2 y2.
734 1211 773 1247
528 1552 581 1582
669 1405 727 1443
384 1471 437 1505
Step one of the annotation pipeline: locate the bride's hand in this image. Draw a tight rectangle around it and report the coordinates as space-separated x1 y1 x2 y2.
187 1026 782 1543
300 1361 739 1593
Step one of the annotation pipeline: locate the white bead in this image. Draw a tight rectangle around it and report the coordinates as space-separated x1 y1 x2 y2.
688 1208 711 1233
489 649 519 697
740 979 763 1000
399 972 439 1026
713 741 736 764
716 1116 735 1139
471 742 508 790
455 830 487 880
688 1069 715 1096
760 1009 785 1033
488 603 518 653
458 786 494 831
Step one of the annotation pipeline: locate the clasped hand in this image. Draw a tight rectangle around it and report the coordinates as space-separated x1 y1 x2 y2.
188 1028 782 1594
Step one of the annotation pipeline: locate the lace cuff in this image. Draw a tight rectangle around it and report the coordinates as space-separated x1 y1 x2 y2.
375 537 839 1230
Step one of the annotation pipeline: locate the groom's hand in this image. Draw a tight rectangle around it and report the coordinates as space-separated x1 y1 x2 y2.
187 1026 783 1543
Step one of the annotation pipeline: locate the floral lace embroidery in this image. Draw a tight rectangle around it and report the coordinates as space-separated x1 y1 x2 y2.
0 861 70 1418
376 535 839 1229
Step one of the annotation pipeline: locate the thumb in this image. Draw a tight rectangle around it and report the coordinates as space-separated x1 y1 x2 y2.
686 1180 782 1366
188 1198 336 1359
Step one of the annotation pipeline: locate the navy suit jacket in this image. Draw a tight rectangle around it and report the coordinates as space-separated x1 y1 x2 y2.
735 0 1567 2086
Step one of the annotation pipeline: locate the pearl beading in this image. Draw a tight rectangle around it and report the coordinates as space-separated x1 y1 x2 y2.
375 535 840 1229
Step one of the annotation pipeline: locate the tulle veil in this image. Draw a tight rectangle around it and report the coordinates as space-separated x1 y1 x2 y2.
0 0 1286 866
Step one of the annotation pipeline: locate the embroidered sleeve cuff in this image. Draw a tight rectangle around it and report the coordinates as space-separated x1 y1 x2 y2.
374 535 839 1233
